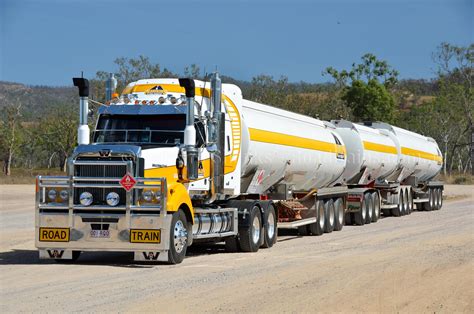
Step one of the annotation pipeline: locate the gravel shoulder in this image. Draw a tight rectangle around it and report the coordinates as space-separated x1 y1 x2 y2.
0 185 473 312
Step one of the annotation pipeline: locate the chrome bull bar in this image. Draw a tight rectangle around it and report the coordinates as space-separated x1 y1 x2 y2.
35 159 171 260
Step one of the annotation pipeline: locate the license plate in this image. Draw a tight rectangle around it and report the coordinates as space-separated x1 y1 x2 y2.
90 230 110 238
39 228 70 242
130 229 161 243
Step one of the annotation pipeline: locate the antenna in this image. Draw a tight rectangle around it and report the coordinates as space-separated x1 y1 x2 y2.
81 71 84 78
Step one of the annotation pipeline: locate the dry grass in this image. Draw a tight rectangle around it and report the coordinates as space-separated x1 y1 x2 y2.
0 168 66 184
439 173 474 185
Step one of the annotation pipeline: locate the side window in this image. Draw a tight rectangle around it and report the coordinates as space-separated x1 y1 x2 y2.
195 119 206 147
332 133 342 145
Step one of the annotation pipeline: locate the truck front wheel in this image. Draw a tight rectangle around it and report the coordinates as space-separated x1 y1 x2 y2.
168 209 188 264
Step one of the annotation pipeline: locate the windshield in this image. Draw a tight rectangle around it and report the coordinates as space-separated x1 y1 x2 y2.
93 114 185 146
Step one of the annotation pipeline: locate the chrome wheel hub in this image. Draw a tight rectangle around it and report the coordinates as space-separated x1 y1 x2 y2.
174 220 187 254
267 211 275 239
252 215 260 244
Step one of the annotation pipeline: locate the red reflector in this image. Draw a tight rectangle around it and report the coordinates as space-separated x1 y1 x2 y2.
260 195 268 200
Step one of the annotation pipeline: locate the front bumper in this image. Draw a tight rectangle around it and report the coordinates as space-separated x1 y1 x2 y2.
35 164 171 262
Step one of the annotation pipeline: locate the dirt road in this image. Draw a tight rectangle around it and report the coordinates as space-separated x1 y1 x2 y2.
1 185 473 312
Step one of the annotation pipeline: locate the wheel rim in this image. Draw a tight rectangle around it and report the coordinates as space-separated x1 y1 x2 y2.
174 220 188 254
329 204 335 226
252 214 261 244
337 203 344 224
267 210 275 240
361 201 366 219
407 190 413 212
430 190 434 208
403 190 409 213
399 192 404 214
367 197 373 219
374 195 380 218
319 204 325 229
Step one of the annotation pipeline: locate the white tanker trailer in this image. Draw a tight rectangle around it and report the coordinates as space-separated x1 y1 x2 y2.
34 73 443 264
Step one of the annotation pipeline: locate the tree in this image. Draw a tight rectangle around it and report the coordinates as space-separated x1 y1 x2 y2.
0 101 23 175
324 53 398 122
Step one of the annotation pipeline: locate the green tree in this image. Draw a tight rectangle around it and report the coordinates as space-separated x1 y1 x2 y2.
325 53 398 122
0 101 23 175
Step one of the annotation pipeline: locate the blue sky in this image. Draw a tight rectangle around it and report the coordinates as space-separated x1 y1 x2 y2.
0 0 472 86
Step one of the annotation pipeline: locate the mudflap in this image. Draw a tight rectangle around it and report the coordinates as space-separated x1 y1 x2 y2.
39 249 73 260
134 250 169 262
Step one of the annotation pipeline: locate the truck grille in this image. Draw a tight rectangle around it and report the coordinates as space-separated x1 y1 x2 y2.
74 161 129 206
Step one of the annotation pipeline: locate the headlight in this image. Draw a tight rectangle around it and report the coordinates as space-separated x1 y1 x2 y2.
142 190 154 202
48 189 57 201
106 192 120 207
79 192 93 206
60 190 69 201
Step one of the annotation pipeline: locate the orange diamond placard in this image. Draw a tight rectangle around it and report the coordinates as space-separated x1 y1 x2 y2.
120 173 137 191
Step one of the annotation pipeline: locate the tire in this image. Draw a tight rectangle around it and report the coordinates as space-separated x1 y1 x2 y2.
365 193 373 224
438 188 443 210
324 200 335 233
345 212 353 225
392 191 403 217
168 209 189 264
423 188 435 211
371 192 380 223
225 236 240 252
239 205 262 252
334 198 344 231
403 188 410 215
262 204 277 248
354 197 366 225
407 188 413 214
308 201 325 235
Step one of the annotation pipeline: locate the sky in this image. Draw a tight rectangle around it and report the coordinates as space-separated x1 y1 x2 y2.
0 0 472 86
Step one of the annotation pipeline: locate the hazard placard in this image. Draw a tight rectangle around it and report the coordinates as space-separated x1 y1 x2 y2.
120 173 137 191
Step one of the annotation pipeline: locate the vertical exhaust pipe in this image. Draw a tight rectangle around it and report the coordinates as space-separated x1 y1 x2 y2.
105 73 117 102
208 72 225 201
178 78 199 180
73 77 90 145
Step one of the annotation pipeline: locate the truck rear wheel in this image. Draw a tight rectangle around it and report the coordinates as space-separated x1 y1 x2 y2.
262 204 277 248
365 193 373 224
239 205 262 252
371 192 380 223
334 198 344 231
168 209 188 264
225 236 240 252
354 197 366 225
324 199 335 233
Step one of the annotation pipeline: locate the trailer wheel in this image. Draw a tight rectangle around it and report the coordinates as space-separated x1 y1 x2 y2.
365 193 373 224
262 204 277 248
308 201 325 235
403 188 410 215
239 205 262 252
324 199 335 233
334 198 344 231
392 192 403 217
407 188 413 214
423 188 435 211
437 188 443 210
168 209 189 264
354 197 366 225
371 192 380 223
345 212 353 225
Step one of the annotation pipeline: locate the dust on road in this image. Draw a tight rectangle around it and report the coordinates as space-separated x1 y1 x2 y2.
0 185 473 312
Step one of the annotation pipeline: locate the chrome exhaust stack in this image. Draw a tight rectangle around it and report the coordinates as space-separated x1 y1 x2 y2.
73 77 90 145
105 73 117 102
207 72 225 202
178 78 199 180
